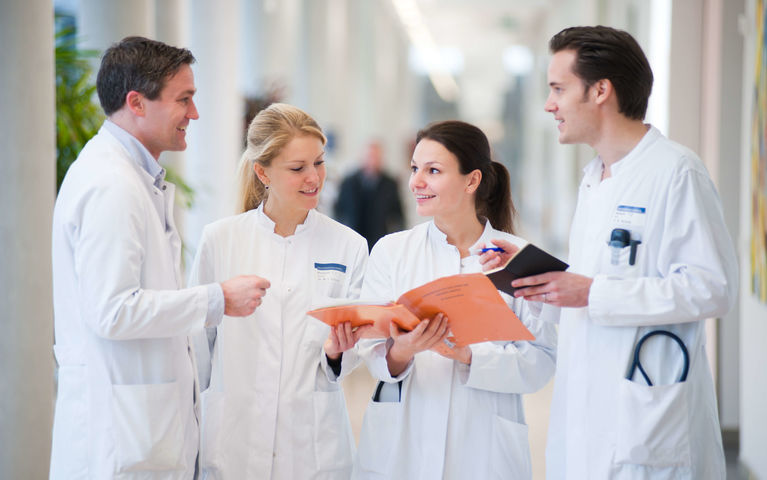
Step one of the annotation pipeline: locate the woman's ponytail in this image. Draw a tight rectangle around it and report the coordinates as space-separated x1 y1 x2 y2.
477 161 515 234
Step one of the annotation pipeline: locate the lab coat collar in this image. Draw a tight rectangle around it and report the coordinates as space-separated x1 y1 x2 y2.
253 202 317 236
471 219 501 250
427 217 496 251
584 124 661 179
427 220 449 246
103 119 166 187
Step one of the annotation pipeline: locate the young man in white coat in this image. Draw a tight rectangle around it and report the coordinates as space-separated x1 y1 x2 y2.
50 36 270 479
484 26 738 478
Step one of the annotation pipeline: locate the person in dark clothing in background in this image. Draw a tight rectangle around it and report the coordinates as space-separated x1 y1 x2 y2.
334 140 404 250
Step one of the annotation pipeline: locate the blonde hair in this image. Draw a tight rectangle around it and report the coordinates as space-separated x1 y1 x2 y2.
237 103 327 213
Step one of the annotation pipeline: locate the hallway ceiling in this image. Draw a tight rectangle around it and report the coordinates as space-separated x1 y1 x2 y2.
416 0 551 52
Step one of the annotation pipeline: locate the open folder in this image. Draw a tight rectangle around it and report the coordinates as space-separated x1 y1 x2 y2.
307 273 535 354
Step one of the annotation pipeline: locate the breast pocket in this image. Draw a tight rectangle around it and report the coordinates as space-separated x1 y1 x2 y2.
111 381 186 473
314 262 348 299
602 242 645 279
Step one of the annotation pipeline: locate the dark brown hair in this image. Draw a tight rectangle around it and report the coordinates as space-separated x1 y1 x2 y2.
549 25 653 120
97 36 195 116
416 120 516 234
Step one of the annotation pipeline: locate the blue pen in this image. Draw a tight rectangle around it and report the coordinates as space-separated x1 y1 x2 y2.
478 247 505 253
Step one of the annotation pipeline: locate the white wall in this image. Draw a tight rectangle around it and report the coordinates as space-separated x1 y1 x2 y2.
713 0 745 433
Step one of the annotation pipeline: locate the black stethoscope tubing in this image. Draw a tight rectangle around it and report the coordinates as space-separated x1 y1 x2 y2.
626 329 690 386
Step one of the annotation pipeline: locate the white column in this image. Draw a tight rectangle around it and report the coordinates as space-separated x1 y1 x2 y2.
323 0 352 163
706 0 744 433
371 1 416 226
239 0 265 97
372 1 414 174
667 0 704 150
155 0 192 260
262 0 300 104
302 0 330 121
77 0 156 51
155 0 188 45
0 1 55 478
186 0 242 252
347 0 377 159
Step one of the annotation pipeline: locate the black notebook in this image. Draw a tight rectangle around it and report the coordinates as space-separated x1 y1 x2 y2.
485 243 569 295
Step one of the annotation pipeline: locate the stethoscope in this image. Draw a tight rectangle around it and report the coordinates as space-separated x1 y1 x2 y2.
626 330 690 386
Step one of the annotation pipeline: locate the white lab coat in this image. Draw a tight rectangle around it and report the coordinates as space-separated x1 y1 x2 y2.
546 126 738 479
352 221 557 480
50 126 210 479
189 205 368 479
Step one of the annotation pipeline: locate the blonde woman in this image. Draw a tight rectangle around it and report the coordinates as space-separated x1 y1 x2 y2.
190 103 368 479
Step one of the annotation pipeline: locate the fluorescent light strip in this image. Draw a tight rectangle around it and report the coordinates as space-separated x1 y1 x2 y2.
392 0 459 101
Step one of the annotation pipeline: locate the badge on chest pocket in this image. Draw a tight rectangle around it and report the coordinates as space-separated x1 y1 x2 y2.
608 205 646 264
604 205 647 275
314 262 347 298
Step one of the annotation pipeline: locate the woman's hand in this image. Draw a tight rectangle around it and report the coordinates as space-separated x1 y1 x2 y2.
437 345 472 365
386 313 450 376
478 239 519 271
324 321 372 360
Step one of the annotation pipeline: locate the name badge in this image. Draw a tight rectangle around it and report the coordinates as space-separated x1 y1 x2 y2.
611 204 646 240
314 262 347 283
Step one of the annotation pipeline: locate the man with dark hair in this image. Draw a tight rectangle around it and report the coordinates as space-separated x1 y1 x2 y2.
484 26 737 478
334 140 404 250
50 36 270 478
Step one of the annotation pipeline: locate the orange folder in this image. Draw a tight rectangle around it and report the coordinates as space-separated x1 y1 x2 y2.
307 273 535 352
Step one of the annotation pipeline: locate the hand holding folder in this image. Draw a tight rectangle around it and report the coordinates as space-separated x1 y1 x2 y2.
307 273 535 353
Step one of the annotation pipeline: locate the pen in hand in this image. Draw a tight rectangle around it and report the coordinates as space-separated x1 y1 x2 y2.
471 246 505 255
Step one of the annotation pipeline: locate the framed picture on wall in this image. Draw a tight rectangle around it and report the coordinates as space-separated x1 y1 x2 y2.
750 0 767 303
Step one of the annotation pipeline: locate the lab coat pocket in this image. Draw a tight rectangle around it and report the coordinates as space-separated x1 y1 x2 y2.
199 390 225 473
313 390 354 472
356 398 402 474
50 365 88 478
111 381 186 473
490 415 532 480
615 378 691 467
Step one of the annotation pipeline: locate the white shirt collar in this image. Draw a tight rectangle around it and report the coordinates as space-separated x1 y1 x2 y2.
103 119 165 186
